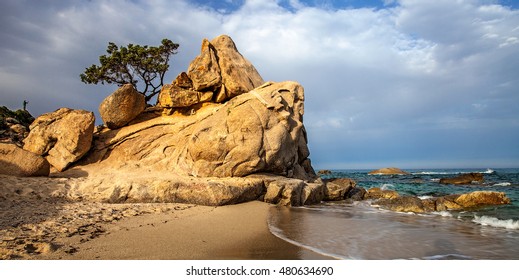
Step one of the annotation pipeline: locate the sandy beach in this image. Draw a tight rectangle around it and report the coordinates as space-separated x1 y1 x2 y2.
0 176 329 260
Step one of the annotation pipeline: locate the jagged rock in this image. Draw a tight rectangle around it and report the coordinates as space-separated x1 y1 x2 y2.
365 187 400 199
23 108 95 172
454 191 510 208
439 173 484 185
157 35 265 110
324 178 356 201
99 84 145 129
82 81 314 179
187 38 222 91
368 167 409 175
210 35 264 102
376 196 426 213
0 143 50 176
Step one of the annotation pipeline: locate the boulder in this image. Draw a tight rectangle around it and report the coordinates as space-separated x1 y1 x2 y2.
23 108 95 172
347 187 367 201
365 187 400 199
368 167 409 175
439 173 484 185
99 84 146 129
376 196 426 213
454 191 510 208
262 176 324 206
324 178 356 201
83 81 314 180
187 38 222 91
0 143 50 176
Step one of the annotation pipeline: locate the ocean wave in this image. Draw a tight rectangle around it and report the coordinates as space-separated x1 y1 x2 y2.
380 183 394 190
492 182 512 187
412 168 496 175
472 216 519 230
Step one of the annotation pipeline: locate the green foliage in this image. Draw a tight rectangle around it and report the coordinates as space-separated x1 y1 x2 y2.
80 39 179 102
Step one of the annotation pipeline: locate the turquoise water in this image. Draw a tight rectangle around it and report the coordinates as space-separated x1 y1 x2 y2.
268 168 519 259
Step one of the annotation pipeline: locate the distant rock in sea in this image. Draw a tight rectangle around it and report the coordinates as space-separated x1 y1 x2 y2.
368 167 410 175
439 172 484 185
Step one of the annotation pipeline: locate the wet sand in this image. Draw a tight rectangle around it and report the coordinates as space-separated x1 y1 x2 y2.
38 201 328 260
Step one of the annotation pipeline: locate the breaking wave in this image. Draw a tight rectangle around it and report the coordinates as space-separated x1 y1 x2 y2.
472 216 519 230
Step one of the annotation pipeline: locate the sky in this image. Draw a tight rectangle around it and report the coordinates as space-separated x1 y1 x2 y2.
1 0 519 169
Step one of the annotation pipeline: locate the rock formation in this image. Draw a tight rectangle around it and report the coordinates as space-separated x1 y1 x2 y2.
23 108 95 172
158 35 264 109
0 143 50 176
368 167 410 175
439 172 484 185
99 84 146 129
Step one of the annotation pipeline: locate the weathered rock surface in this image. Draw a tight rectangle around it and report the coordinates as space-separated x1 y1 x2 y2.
157 35 264 109
368 167 409 175
82 81 313 179
365 187 400 199
439 173 484 185
0 143 50 176
454 191 510 208
376 196 426 213
23 108 95 172
324 178 356 201
99 84 145 129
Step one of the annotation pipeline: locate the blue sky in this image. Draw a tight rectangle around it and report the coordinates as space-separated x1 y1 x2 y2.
1 0 518 169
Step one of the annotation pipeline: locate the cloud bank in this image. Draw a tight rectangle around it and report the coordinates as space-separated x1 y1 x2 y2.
1 0 518 168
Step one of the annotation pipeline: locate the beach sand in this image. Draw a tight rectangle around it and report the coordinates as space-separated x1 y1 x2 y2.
0 176 328 260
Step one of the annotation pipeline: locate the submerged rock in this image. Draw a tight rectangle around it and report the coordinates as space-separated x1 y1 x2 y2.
439 173 484 185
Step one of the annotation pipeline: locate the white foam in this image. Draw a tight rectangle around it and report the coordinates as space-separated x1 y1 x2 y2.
418 195 433 200
492 182 511 187
472 216 519 230
432 211 454 217
380 183 394 190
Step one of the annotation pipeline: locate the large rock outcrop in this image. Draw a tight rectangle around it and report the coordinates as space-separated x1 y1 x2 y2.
23 108 95 171
0 106 34 146
99 84 146 129
0 143 50 176
82 81 314 180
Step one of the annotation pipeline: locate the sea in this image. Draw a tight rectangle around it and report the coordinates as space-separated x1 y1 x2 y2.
268 168 519 259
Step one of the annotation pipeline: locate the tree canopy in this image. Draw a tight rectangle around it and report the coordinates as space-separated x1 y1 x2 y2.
80 39 179 102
